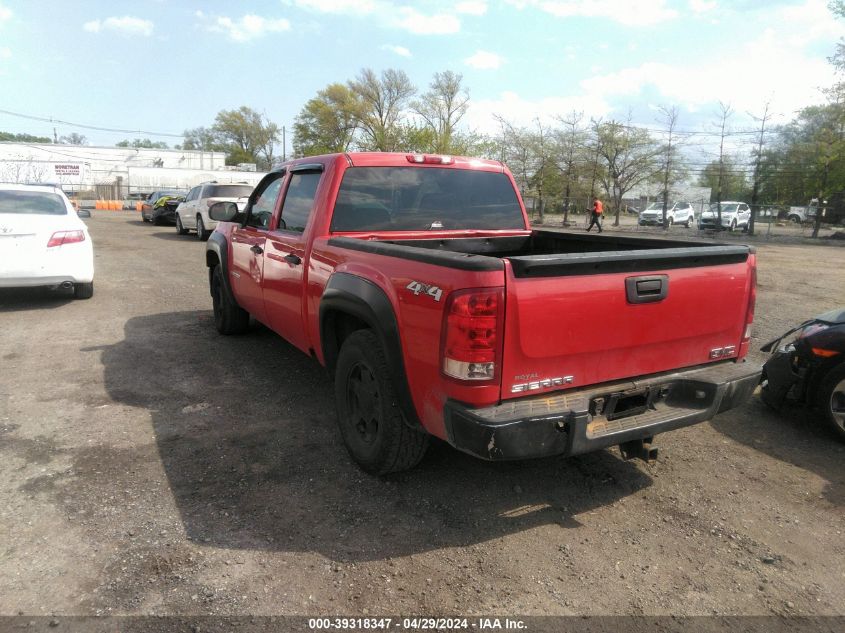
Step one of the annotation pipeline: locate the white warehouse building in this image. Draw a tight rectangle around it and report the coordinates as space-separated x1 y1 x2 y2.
0 142 267 197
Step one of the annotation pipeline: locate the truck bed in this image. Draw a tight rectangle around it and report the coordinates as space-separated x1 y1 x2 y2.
329 229 755 402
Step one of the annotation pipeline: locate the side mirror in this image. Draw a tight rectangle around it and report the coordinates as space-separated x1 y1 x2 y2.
76 208 91 218
209 201 241 222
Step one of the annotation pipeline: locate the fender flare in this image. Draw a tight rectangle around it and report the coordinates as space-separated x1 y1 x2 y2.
320 272 422 429
205 232 236 302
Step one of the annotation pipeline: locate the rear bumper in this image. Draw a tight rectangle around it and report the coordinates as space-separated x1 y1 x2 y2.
444 361 761 461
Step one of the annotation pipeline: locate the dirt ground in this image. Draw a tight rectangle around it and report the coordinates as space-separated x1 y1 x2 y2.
1 212 843 618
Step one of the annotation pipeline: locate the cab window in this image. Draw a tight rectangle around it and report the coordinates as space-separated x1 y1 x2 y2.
279 172 321 233
247 174 284 229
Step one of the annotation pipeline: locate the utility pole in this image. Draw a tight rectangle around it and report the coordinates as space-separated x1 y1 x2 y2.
748 101 772 236
53 127 58 144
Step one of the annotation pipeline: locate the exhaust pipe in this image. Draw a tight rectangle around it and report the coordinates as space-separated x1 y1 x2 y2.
60 281 73 289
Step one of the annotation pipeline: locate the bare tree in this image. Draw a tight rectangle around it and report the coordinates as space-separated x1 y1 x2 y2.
748 101 773 236
713 101 734 224
412 71 469 154
554 111 586 226
349 68 416 151
658 105 680 229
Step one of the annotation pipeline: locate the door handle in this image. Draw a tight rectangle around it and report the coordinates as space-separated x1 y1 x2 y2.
283 254 301 265
251 245 264 255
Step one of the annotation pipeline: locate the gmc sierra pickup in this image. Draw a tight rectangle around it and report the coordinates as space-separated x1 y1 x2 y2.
205 152 760 474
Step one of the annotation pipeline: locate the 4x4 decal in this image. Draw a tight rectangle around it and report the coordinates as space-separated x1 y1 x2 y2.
406 280 443 302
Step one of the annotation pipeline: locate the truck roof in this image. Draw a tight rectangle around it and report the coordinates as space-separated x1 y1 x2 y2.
273 152 505 173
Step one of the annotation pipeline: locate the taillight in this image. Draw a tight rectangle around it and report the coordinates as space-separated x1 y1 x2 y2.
739 260 756 357
441 288 503 381
47 230 85 247
406 154 454 165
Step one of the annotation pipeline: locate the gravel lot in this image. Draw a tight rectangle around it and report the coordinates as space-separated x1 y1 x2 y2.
1 212 844 618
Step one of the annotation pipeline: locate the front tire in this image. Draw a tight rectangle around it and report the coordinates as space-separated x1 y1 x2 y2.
73 282 94 299
335 330 429 475
730 219 737 232
818 364 845 441
211 264 249 335
197 215 210 241
176 215 188 235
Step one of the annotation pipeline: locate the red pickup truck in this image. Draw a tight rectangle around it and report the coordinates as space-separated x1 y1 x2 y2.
205 152 760 474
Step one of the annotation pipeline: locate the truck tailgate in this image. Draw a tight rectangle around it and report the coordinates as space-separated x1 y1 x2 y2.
500 247 754 399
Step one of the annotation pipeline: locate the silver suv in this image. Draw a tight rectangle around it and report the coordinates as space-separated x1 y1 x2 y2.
175 182 254 240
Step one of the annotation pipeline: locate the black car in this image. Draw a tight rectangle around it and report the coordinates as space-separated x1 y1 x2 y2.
140 190 183 222
150 194 185 226
761 308 845 440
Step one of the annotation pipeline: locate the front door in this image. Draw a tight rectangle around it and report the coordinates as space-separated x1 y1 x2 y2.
229 172 286 325
263 167 323 353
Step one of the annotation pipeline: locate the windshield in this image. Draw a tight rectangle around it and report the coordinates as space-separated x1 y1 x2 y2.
205 185 253 199
330 167 525 232
645 202 670 211
708 203 739 213
0 190 68 215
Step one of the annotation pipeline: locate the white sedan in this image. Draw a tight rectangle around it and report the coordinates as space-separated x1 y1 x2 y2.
0 184 94 299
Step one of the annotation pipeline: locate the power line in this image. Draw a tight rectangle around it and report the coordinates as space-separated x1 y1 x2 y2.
0 108 184 139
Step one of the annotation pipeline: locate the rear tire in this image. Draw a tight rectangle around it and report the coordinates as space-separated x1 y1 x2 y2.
335 330 429 475
730 219 737 232
176 215 188 235
197 215 210 241
73 282 94 299
211 264 249 335
818 364 845 441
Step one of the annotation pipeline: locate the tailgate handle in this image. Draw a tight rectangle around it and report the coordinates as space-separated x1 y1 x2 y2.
626 275 668 304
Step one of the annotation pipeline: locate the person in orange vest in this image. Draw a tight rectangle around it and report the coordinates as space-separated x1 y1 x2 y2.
586 195 604 233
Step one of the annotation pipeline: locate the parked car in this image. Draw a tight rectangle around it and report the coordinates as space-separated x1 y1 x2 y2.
638 201 696 227
698 201 751 231
140 190 183 223
0 183 94 299
175 182 254 240
761 308 845 440
204 152 759 475
150 194 185 226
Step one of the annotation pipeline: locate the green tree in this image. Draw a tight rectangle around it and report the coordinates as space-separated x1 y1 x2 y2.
412 71 469 154
348 68 415 151
293 83 362 157
213 107 280 170
697 157 749 201
181 127 224 152
594 118 661 225
115 138 169 149
0 131 52 143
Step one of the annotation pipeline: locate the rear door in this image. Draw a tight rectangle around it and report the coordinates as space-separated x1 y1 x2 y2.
499 251 754 399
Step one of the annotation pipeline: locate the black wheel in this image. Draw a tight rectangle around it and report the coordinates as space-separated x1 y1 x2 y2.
667 217 674 228
73 282 93 299
151 214 160 226
176 215 188 235
818 364 845 441
788 214 801 224
211 264 249 335
335 330 429 475
142 212 150 223
730 219 737 232
197 215 210 240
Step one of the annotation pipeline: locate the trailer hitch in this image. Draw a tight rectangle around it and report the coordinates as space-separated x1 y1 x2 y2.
619 437 658 463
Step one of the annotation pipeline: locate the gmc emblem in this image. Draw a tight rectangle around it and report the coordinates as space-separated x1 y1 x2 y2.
710 345 737 359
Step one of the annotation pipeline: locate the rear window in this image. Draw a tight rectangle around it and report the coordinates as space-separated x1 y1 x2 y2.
330 167 525 232
204 185 253 199
0 190 68 215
